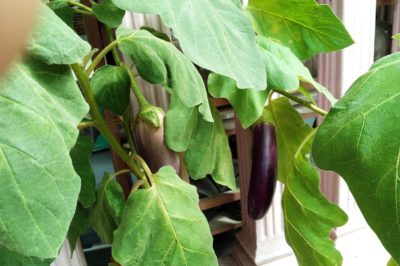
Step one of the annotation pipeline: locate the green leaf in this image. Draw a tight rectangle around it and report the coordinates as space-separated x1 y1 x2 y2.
389 258 400 266
0 247 53 266
208 74 269 128
90 65 131 116
184 103 236 189
93 0 125 28
116 27 212 121
257 36 337 104
70 135 96 208
112 166 217 266
28 3 91 65
140 26 171 42
67 204 90 251
0 58 88 259
165 96 199 152
313 52 400 263
47 0 75 28
89 173 125 244
270 98 347 266
246 0 353 60
111 0 266 90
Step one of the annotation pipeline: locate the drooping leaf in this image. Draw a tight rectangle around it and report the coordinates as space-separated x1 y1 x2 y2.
165 96 199 152
270 98 347 266
111 0 266 90
208 73 269 128
70 135 96 208
90 65 131 116
257 36 337 104
184 103 236 189
112 166 217 266
116 27 212 121
47 0 75 28
140 26 171 42
313 52 400 263
67 204 90 252
89 173 125 244
0 58 88 259
92 0 125 28
246 0 353 60
28 3 91 65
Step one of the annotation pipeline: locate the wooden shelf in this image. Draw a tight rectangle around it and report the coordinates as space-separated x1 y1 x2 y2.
199 191 241 211
209 212 241 235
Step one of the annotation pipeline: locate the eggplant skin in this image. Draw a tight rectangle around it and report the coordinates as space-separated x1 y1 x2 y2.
247 123 277 220
133 113 180 174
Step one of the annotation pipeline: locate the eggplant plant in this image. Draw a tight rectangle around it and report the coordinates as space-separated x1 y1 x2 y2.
1 0 400 265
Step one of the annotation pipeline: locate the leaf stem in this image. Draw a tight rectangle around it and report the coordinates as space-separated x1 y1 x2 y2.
272 89 328 116
78 121 95 130
85 40 119 76
113 169 133 178
294 129 317 159
105 26 123 67
131 179 145 193
74 9 94 16
70 63 148 186
68 1 93 13
123 65 152 110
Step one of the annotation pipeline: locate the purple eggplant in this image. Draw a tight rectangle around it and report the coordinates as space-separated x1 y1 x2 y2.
133 107 180 174
247 123 277 220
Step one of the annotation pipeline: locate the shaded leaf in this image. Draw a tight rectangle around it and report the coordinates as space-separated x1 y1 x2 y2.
70 135 96 208
313 52 400 263
67 204 90 252
0 58 88 259
89 173 125 244
90 65 131 116
0 246 53 266
257 36 336 104
270 98 347 266
111 0 266 90
113 166 217 266
246 0 353 59
28 3 91 65
184 103 236 189
116 27 212 121
208 74 269 128
140 26 171 42
93 0 125 28
165 96 199 152
47 0 75 28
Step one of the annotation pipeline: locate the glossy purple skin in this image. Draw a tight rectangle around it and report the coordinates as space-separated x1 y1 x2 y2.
247 123 277 220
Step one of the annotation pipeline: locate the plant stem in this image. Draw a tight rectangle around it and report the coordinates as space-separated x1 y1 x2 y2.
78 121 95 130
85 40 119 76
74 9 94 16
272 89 328 116
68 1 93 13
124 65 151 110
131 179 145 193
105 26 123 67
70 63 147 184
294 129 317 159
123 109 138 154
113 169 133 178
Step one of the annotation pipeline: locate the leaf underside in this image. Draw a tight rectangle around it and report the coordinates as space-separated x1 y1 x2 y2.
112 166 218 266
313 52 400 264
271 98 347 266
111 0 266 90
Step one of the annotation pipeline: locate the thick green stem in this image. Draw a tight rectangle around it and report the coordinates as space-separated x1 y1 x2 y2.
85 40 119 76
124 65 152 110
74 9 94 16
272 89 328 116
105 26 123 67
71 63 147 185
78 121 95 130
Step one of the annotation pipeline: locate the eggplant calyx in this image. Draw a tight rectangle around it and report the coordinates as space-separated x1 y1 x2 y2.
138 105 165 128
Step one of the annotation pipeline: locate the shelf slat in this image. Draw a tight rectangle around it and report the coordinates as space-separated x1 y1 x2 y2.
199 191 241 211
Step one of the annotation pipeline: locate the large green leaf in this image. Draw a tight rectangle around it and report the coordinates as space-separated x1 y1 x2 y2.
246 0 353 60
90 65 131 116
0 246 53 266
112 166 217 266
111 0 266 90
270 98 347 266
208 74 269 128
313 52 400 263
92 0 125 28
184 103 236 189
116 27 212 121
67 204 90 251
89 173 125 244
70 135 96 208
0 58 88 259
47 0 75 28
28 3 91 65
257 36 337 104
